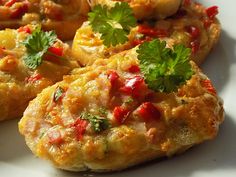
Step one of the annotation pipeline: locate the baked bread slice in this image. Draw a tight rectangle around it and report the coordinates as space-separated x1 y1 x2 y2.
0 0 90 40
19 45 224 172
0 25 79 121
72 1 220 66
88 0 182 20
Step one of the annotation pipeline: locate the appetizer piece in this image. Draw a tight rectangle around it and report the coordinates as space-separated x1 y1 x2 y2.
19 39 224 172
0 25 79 121
0 0 90 40
72 1 220 66
88 0 182 20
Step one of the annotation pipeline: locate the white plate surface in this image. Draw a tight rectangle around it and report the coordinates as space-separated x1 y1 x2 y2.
1 0 236 177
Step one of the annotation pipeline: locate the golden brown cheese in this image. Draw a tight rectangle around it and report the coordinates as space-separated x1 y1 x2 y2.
72 1 220 66
88 0 182 20
0 0 90 40
0 25 79 121
19 47 224 172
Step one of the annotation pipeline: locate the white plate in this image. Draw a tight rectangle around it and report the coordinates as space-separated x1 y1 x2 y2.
1 0 236 177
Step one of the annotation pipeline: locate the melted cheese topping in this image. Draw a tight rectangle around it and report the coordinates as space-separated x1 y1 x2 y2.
19 47 224 171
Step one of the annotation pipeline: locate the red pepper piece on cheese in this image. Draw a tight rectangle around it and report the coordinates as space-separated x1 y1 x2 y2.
206 6 219 20
190 40 200 54
186 26 200 39
128 65 140 73
138 25 169 38
120 76 146 98
107 70 120 87
201 79 216 94
44 46 63 64
48 130 63 144
18 26 31 34
113 106 129 124
4 0 16 7
72 119 88 141
25 73 42 83
137 102 161 121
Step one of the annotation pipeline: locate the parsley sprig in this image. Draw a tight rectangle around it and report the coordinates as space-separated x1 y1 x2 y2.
22 27 58 69
81 112 110 133
137 39 194 93
88 2 136 47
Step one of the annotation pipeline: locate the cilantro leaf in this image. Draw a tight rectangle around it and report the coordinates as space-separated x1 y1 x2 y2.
88 2 136 47
22 27 57 69
137 39 194 93
81 112 110 132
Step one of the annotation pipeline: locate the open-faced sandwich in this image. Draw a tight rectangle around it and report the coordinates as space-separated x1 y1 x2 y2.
72 1 220 66
19 39 224 171
0 0 90 40
0 25 79 121
88 0 182 20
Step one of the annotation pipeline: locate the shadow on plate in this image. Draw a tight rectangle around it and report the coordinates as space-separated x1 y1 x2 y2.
55 113 236 177
0 119 30 160
202 30 236 93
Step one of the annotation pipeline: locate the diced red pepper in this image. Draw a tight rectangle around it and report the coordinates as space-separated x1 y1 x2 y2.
190 40 200 54
113 106 129 124
25 73 42 83
183 0 191 6
206 6 219 19
128 65 140 73
48 130 63 144
120 76 146 98
48 46 63 56
137 102 161 121
107 70 119 87
10 2 28 19
72 119 88 141
186 26 200 39
132 36 152 46
138 25 169 38
201 79 216 94
18 26 31 34
44 46 63 64
4 0 16 7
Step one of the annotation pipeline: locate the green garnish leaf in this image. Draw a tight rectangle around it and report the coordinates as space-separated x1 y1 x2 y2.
137 39 194 93
88 2 136 47
22 27 57 69
53 87 65 102
81 112 110 132
99 107 108 116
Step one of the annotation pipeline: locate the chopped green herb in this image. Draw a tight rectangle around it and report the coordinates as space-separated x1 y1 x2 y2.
137 39 194 93
22 26 57 69
53 87 65 102
124 97 134 104
88 2 136 47
99 107 108 116
80 112 110 132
